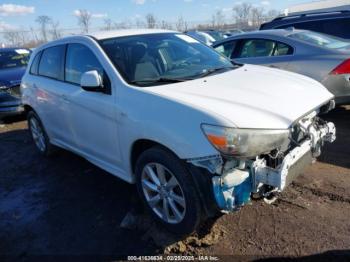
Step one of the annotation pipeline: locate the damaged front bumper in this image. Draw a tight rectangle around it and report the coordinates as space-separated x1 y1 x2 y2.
188 112 336 213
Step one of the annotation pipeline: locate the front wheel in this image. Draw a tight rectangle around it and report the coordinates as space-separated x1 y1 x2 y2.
135 146 203 235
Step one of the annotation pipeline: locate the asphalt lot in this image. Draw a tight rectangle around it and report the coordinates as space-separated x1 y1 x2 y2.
0 106 350 260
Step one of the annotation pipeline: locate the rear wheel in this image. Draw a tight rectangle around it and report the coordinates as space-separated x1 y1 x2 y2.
135 146 203 235
27 111 56 156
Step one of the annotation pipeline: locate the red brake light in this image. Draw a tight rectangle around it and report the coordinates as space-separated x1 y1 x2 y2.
331 59 350 75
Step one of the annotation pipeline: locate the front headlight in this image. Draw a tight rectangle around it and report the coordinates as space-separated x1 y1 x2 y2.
201 124 290 158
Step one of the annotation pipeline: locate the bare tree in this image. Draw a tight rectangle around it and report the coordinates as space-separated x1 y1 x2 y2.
145 13 157 29
30 27 39 42
3 31 21 46
76 9 92 33
50 20 61 40
135 18 146 29
250 7 265 28
160 20 173 30
175 16 188 32
232 3 252 28
211 10 225 28
104 18 114 31
36 15 52 42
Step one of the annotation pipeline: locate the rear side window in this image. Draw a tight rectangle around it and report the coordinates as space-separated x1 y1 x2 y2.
38 45 65 80
30 52 41 75
237 39 293 58
214 41 236 58
65 44 105 85
278 18 350 39
288 31 350 49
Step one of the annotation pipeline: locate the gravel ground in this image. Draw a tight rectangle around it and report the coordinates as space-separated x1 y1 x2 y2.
0 106 349 261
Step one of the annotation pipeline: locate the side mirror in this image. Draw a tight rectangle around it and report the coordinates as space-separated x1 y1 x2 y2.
80 70 103 92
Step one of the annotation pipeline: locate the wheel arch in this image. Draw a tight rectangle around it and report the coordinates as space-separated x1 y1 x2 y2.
23 104 35 115
130 139 179 174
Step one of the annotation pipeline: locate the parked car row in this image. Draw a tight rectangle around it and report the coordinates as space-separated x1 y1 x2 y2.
185 28 244 45
1 8 348 236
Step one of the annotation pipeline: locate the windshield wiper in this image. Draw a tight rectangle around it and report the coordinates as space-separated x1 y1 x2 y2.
130 77 187 85
193 67 234 79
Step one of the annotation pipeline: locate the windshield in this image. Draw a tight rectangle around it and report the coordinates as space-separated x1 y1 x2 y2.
288 31 350 49
0 49 31 69
99 33 234 86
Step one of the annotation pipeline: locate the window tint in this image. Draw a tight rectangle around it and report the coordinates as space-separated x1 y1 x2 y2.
38 46 65 80
30 52 41 75
238 39 293 58
278 18 350 39
289 31 350 49
214 41 236 58
65 44 105 85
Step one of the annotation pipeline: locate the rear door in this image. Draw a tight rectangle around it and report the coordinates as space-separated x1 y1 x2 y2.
232 38 294 70
34 45 72 143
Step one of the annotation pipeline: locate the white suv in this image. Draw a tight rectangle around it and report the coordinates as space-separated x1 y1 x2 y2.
21 29 336 235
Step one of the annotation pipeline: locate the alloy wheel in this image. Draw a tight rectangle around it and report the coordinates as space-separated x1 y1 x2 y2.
141 163 186 224
29 117 46 152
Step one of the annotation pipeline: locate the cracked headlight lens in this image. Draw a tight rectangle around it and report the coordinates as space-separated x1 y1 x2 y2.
201 124 290 158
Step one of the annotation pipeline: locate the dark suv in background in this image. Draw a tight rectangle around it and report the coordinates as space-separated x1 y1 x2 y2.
0 48 31 120
260 10 350 39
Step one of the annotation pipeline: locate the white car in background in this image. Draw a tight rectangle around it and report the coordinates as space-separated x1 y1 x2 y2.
21 29 336 235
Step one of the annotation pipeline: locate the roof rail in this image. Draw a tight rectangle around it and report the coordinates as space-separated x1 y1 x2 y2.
272 9 350 21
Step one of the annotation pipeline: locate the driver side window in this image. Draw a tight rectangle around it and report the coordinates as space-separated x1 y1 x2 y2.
65 44 106 86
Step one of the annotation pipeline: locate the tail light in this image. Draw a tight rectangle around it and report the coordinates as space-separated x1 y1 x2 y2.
331 59 350 75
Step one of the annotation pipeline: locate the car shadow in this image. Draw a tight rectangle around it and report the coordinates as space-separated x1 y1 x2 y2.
0 128 178 258
0 113 26 124
317 106 350 169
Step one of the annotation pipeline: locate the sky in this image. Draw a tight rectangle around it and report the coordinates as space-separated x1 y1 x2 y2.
0 0 316 32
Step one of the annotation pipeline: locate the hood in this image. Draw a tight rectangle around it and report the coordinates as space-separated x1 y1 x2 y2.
147 64 334 129
0 67 26 87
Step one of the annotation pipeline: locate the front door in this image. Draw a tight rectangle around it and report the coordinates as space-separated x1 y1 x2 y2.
62 43 121 168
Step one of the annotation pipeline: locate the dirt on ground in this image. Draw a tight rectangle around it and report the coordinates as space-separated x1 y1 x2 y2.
0 106 350 261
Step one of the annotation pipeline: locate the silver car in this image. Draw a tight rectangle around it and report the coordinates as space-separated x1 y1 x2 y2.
213 29 350 105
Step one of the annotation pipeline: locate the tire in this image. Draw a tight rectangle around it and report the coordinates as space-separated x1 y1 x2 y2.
135 146 202 235
27 111 56 156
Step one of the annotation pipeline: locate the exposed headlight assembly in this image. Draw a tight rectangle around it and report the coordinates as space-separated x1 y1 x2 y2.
201 124 290 158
